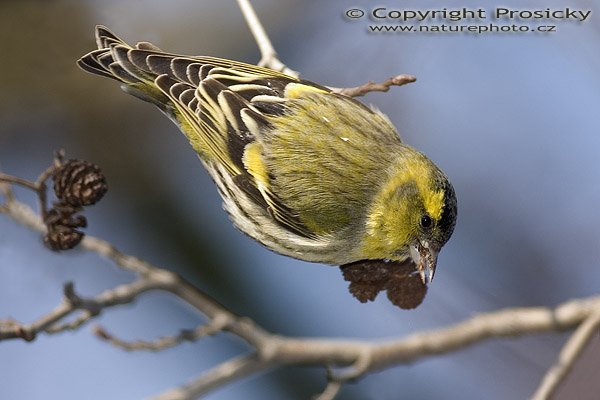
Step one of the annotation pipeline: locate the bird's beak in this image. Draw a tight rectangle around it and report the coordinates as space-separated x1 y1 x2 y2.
409 241 438 285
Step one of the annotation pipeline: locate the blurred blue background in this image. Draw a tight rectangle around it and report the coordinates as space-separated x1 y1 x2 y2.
1 0 599 399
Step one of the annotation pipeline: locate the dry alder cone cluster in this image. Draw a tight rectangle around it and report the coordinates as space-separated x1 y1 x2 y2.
341 260 427 309
45 158 108 250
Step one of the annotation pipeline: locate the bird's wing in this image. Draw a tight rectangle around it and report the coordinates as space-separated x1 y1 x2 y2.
78 26 334 239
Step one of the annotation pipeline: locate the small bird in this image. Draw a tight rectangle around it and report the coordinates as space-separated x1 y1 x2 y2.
78 26 457 285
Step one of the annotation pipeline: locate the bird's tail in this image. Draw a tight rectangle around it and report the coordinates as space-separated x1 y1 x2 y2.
77 25 170 107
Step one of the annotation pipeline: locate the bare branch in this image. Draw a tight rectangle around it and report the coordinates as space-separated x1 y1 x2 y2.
313 380 342 400
33 164 57 221
531 308 600 400
0 196 153 275
0 180 14 211
236 0 299 77
332 74 417 98
0 191 46 232
0 279 160 341
152 295 600 398
0 172 39 192
80 234 157 276
0 162 59 222
0 195 269 344
94 314 230 352
234 0 416 97
151 353 269 400
3 182 600 397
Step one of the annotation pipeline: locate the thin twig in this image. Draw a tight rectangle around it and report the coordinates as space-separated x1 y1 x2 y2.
313 380 342 400
0 279 160 340
531 308 600 400
0 192 46 231
0 173 38 192
0 180 15 211
0 195 152 275
327 347 372 382
236 0 299 77
332 74 417 97
94 314 231 352
34 164 58 220
151 353 269 400
0 163 58 221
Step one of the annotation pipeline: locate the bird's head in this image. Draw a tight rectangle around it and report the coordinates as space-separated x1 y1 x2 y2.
359 149 457 284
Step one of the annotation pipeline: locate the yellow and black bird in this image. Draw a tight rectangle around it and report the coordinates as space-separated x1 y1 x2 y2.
78 26 457 287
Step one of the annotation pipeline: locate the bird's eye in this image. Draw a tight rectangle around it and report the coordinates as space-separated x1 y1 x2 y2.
420 214 433 229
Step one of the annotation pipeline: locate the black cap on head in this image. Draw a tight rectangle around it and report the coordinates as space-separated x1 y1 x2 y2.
437 178 457 246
